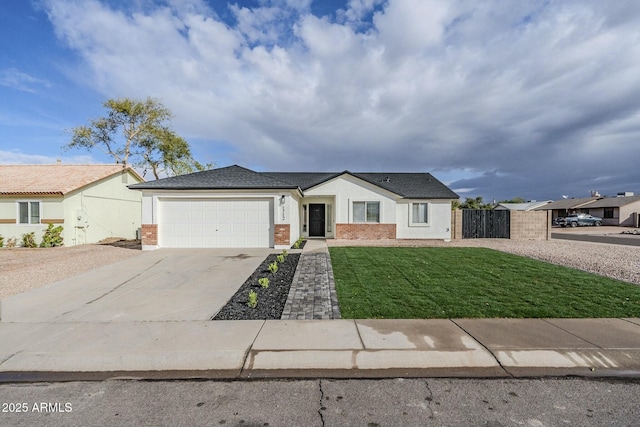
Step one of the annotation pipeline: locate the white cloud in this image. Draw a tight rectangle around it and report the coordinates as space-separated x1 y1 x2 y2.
42 0 640 199
0 150 95 165
0 68 51 93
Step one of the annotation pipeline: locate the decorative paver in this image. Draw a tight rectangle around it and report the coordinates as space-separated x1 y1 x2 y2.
281 242 341 320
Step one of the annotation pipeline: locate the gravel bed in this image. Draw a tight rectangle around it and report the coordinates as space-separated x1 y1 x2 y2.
328 238 640 286
212 253 300 320
0 244 142 300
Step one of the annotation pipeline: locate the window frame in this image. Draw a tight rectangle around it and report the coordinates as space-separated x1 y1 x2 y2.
352 201 380 223
603 207 615 219
410 202 430 226
17 201 41 225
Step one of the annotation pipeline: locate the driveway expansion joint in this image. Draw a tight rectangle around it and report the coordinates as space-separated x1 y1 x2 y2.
83 258 165 306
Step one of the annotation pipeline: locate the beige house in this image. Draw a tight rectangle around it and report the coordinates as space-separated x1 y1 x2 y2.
0 164 144 246
536 195 640 227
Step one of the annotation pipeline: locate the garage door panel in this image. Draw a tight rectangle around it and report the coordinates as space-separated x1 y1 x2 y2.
159 199 272 248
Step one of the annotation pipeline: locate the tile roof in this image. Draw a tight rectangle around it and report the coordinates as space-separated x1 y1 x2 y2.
130 165 459 199
0 164 142 196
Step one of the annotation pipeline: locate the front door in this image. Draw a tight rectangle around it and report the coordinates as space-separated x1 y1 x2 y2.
309 204 325 237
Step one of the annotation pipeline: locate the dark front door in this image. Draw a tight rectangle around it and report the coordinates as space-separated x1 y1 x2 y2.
309 204 326 237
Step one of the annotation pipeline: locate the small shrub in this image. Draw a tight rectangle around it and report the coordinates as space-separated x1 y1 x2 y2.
21 232 37 248
40 224 64 248
258 277 270 288
277 254 285 263
293 238 304 249
282 249 288 258
0 235 4 247
268 261 279 274
6 237 17 248
247 290 258 308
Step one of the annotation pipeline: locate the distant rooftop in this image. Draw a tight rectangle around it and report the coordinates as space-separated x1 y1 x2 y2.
0 164 143 196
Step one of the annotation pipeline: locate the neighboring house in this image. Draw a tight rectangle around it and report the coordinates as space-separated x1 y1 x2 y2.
0 164 144 246
128 165 459 250
536 195 640 226
494 201 552 211
572 196 640 227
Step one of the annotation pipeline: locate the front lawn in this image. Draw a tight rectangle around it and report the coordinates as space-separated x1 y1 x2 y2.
329 247 640 319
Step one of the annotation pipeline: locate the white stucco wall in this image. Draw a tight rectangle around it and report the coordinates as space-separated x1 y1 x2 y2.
63 170 142 245
288 195 301 244
303 175 397 224
395 199 453 240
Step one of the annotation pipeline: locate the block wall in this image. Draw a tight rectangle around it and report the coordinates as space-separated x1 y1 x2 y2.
510 210 551 240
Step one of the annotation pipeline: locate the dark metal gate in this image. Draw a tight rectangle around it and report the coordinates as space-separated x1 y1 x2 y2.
462 210 510 239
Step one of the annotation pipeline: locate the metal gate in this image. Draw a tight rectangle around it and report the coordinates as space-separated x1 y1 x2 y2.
462 210 510 239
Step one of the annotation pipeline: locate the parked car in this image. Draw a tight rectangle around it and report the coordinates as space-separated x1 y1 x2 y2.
555 213 603 227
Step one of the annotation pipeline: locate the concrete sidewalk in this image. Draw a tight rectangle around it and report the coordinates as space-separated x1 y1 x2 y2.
1 318 639 381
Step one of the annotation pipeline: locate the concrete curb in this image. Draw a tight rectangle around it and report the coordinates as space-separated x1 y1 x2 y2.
1 318 639 382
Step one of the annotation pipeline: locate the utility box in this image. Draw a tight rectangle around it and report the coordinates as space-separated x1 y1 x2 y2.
76 210 88 227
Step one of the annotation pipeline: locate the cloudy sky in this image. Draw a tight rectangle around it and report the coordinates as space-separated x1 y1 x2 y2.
1 0 639 201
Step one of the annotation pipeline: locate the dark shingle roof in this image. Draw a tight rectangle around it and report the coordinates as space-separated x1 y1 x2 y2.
128 165 298 190
262 172 340 190
351 172 458 199
130 165 459 199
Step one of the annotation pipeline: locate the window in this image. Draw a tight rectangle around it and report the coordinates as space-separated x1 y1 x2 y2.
353 201 379 223
326 204 333 232
411 203 429 225
604 207 614 219
302 205 307 232
18 201 40 224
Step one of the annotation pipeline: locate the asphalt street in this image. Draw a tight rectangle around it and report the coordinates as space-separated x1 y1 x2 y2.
1 378 639 426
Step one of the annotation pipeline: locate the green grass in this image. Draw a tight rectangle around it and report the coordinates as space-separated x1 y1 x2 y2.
329 247 640 319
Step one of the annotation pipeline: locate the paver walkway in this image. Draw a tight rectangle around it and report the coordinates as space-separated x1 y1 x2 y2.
281 240 341 320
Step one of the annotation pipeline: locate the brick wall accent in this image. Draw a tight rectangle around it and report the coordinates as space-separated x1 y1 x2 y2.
141 224 158 246
510 210 551 240
335 223 396 239
274 224 290 246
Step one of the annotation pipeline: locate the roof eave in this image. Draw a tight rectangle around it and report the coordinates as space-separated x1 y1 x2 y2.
128 185 300 191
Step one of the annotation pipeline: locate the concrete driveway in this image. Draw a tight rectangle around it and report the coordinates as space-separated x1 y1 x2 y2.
0 249 270 322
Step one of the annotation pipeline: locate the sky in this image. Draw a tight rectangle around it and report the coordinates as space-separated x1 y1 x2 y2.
1 0 640 202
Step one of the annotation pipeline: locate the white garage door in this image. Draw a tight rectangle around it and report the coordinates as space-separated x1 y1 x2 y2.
159 199 272 248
